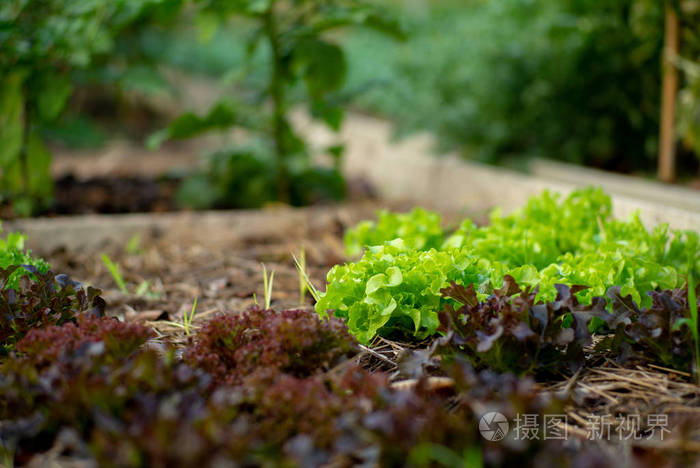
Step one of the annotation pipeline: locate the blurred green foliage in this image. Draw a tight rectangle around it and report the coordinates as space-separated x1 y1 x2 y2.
152 0 403 209
2 0 699 215
677 1 700 159
344 0 700 173
0 0 183 215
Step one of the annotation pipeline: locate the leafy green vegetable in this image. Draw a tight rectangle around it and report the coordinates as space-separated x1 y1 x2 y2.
0 266 105 355
344 208 444 257
438 278 612 375
0 313 596 468
448 189 694 305
316 239 486 343
444 188 612 265
185 307 357 385
601 286 700 375
0 223 49 289
318 188 698 343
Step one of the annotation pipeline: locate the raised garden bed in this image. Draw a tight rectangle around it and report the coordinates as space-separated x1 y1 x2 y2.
1 185 699 467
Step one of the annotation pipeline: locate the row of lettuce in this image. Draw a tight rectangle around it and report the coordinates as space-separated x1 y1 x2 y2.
1 240 622 467
2 186 699 372
315 188 700 375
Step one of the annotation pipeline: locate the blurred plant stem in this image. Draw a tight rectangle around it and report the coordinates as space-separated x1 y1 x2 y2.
263 2 290 203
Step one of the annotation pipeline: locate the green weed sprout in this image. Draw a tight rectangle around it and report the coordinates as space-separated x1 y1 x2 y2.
296 248 307 305
126 233 143 256
262 263 275 309
135 280 162 300
293 252 320 303
163 299 199 336
101 254 161 299
184 299 198 336
101 253 128 294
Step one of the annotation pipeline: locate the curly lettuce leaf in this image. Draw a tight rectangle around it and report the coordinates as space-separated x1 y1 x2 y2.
0 222 50 289
316 240 486 343
344 208 444 257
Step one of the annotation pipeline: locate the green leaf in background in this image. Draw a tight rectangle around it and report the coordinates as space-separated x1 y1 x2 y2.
311 99 344 131
288 164 346 206
0 71 25 168
175 173 220 210
25 132 53 199
41 114 108 149
118 65 171 97
1 156 23 195
37 73 73 122
295 39 347 98
361 10 407 40
147 100 238 149
177 148 277 209
247 0 271 14
308 4 407 40
327 143 345 161
195 10 220 42
0 132 53 212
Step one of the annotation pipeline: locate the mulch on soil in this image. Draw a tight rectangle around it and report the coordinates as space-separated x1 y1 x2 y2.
46 208 360 341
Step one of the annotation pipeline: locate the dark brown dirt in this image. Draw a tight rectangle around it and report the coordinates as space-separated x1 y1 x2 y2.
52 174 181 215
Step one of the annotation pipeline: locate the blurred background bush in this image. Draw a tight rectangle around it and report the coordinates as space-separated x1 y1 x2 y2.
345 0 699 174
1 0 699 214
